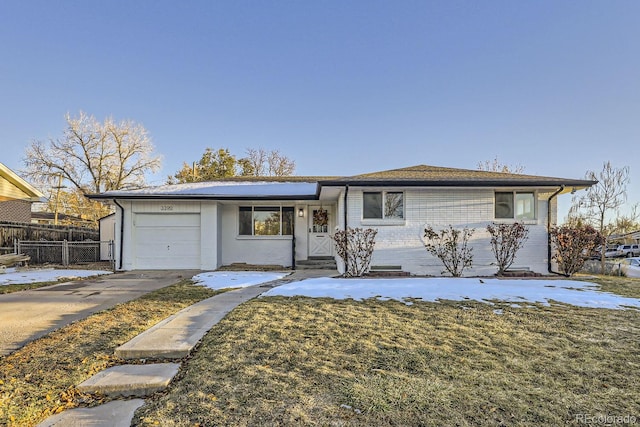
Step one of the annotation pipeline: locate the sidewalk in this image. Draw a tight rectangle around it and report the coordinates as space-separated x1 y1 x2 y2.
37 269 331 427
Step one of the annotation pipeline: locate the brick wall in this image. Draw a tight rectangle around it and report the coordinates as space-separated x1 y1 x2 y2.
346 188 554 276
0 200 32 223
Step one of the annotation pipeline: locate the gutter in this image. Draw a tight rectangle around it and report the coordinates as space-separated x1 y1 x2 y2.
113 199 125 271
547 186 565 275
343 184 349 275
344 184 349 230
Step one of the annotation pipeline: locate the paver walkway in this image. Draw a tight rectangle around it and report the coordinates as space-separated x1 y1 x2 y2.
37 269 331 427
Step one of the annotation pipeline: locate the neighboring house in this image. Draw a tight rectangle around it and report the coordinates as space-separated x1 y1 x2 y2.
87 165 595 276
31 211 96 229
0 162 45 223
99 213 116 261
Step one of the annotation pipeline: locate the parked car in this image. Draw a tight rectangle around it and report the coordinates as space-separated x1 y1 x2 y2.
598 245 622 258
616 257 640 278
615 244 640 258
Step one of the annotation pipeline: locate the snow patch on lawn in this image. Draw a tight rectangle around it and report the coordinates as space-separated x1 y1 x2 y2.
0 268 112 286
262 277 640 310
192 271 289 289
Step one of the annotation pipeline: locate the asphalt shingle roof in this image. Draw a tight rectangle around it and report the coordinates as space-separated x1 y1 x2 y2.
320 165 596 188
88 164 596 199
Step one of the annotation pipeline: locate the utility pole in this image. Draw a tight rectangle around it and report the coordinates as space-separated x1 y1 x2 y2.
53 174 65 225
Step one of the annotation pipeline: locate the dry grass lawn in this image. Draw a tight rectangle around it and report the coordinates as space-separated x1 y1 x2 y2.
136 276 640 426
0 280 221 426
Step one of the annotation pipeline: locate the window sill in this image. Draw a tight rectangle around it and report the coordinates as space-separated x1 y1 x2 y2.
493 219 538 225
236 235 293 240
361 219 406 227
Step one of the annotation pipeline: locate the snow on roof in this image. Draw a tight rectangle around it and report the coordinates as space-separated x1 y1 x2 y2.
95 181 319 199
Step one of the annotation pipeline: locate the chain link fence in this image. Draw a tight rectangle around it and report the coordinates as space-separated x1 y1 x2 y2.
14 240 114 269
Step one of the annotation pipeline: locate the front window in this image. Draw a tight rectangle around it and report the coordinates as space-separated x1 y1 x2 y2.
495 192 535 219
239 206 294 236
363 191 404 219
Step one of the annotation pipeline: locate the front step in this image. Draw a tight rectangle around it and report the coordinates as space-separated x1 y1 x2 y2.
37 399 145 427
296 257 337 270
77 363 180 397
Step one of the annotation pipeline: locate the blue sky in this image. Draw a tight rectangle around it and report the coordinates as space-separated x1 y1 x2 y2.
1 1 639 220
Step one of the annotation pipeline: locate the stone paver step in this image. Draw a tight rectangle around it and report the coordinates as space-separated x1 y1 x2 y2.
36 399 145 427
115 285 265 359
77 363 180 397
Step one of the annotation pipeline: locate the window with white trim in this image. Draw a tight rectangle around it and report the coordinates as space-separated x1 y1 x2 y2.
495 192 535 220
239 206 294 236
363 191 404 219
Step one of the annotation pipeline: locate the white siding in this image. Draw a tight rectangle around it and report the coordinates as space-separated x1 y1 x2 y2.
347 187 553 276
220 204 294 267
99 215 115 261
119 201 211 270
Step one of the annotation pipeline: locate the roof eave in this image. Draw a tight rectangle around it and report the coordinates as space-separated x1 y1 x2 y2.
319 179 597 188
86 194 319 201
0 163 45 200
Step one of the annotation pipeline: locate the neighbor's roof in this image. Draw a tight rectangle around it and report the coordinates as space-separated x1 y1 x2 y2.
87 164 596 200
0 162 45 202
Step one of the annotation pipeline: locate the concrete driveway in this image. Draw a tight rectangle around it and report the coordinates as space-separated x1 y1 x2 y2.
0 270 197 356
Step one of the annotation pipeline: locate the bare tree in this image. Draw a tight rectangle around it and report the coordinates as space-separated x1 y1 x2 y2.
610 205 640 235
24 111 161 193
477 156 525 174
240 148 295 177
242 148 268 176
267 149 295 176
570 161 631 271
46 188 112 227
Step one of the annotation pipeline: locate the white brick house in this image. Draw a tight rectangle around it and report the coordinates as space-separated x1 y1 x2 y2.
88 165 595 276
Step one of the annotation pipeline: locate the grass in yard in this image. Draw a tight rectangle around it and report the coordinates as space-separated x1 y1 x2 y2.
0 281 61 294
577 274 640 299
136 284 640 426
0 280 221 427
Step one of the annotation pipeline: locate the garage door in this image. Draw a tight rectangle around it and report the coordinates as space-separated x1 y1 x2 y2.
133 213 201 269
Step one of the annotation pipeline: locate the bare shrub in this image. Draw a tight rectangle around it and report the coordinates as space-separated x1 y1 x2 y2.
486 222 529 276
424 225 474 277
332 227 378 277
550 225 605 276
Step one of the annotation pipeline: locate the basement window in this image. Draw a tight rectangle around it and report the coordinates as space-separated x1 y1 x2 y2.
239 206 294 236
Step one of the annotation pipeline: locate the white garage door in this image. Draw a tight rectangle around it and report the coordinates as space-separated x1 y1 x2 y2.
134 213 201 269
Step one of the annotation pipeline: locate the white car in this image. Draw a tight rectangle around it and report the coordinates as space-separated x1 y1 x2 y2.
615 244 640 258
617 257 640 278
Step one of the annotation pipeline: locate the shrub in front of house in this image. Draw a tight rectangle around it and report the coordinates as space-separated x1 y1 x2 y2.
486 222 530 276
424 225 474 277
550 225 604 276
332 227 378 277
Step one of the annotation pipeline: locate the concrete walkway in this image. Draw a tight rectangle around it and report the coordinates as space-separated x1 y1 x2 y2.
0 270 199 356
37 269 332 427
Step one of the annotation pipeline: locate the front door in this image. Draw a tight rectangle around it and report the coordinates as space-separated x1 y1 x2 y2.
308 206 333 257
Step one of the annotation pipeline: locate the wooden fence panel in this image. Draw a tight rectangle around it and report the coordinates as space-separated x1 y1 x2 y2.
0 221 99 247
